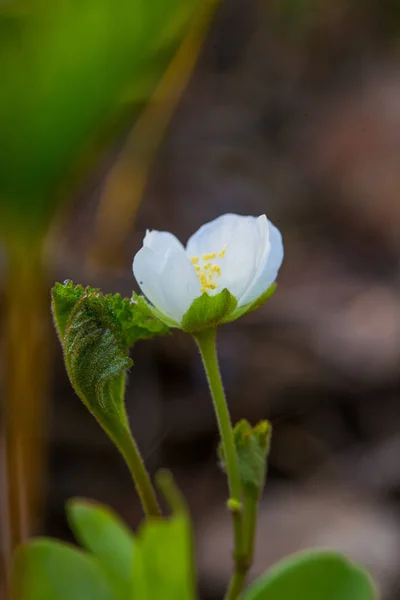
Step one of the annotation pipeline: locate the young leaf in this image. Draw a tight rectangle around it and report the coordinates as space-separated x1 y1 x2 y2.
67 499 135 600
11 539 115 600
243 550 377 600
51 281 168 517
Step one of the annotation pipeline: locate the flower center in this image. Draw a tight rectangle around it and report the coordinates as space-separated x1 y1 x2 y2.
190 244 227 294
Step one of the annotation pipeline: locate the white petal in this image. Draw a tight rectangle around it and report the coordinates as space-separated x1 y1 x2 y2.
218 218 261 299
158 249 201 321
133 245 201 323
238 220 283 306
186 213 253 257
133 246 169 316
143 230 184 253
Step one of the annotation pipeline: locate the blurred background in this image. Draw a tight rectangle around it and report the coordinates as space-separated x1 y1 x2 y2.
1 0 400 598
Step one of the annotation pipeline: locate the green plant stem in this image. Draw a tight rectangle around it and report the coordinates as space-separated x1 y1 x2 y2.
225 570 248 600
194 329 247 598
244 492 259 566
118 426 162 518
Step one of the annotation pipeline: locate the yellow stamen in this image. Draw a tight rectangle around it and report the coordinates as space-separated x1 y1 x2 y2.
218 244 227 258
192 244 228 293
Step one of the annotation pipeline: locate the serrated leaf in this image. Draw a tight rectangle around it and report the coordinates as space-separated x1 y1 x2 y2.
243 550 377 600
51 281 169 475
62 294 132 433
219 420 272 494
182 288 237 333
51 281 99 340
67 499 135 600
11 539 115 600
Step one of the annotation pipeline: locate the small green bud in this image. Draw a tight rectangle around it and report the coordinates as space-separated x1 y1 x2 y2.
219 419 272 495
226 498 242 513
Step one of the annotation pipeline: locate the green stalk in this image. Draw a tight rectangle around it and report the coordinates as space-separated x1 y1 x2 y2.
118 426 161 518
194 329 247 599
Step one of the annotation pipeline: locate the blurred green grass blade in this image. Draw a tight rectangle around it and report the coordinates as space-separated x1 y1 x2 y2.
67 499 135 600
11 539 115 600
0 0 202 233
243 550 377 600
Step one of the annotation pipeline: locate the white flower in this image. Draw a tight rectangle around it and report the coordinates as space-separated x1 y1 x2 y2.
132 213 283 325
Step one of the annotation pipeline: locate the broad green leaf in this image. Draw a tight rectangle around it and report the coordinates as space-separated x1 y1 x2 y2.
243 550 377 600
182 288 237 333
132 515 195 600
67 499 135 600
132 470 196 600
0 0 204 236
11 539 115 600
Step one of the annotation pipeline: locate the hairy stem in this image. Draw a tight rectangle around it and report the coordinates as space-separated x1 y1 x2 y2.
118 426 162 518
194 329 247 599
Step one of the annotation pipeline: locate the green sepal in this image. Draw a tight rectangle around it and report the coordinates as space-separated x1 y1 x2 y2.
181 288 237 333
135 293 180 329
226 283 277 322
219 419 272 495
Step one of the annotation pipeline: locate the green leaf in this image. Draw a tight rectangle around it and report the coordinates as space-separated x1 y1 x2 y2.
67 499 135 600
11 539 115 600
132 515 195 600
182 288 237 333
51 281 99 341
51 281 169 469
131 471 196 600
226 283 277 322
219 420 272 495
243 550 377 600
0 0 204 236
51 281 169 350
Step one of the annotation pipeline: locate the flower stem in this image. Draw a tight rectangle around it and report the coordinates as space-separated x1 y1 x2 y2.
194 329 247 598
118 426 162 518
243 491 259 567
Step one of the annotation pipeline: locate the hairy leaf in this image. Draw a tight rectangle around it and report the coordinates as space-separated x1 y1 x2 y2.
51 281 169 459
